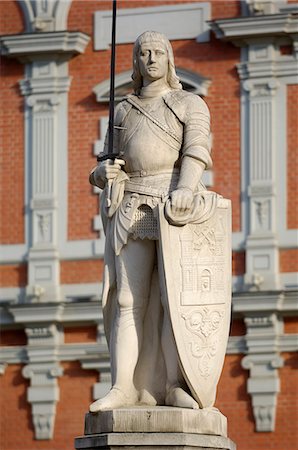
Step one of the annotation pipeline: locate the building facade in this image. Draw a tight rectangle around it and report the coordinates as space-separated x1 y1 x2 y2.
0 1 297 449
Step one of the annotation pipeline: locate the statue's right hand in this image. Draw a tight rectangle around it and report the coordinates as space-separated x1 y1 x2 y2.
97 158 125 181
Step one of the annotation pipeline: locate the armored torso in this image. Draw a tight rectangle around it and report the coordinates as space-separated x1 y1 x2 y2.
119 94 183 174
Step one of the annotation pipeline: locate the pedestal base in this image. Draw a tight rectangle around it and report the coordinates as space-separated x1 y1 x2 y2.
75 432 236 450
74 407 236 450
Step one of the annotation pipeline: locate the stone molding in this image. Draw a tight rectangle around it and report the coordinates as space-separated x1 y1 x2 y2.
94 2 210 50
18 0 72 33
75 432 236 450
209 12 298 44
0 31 90 62
233 290 298 432
22 324 64 439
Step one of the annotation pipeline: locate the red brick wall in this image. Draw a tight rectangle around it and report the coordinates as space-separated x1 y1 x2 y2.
64 326 97 343
284 317 298 334
0 264 27 287
287 85 298 229
0 56 25 244
0 2 25 245
0 329 27 346
0 0 24 33
60 259 104 284
280 248 298 272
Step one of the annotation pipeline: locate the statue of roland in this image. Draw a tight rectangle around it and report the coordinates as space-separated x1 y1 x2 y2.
89 31 231 412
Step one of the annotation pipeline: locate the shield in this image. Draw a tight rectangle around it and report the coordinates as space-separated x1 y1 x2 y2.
158 197 232 408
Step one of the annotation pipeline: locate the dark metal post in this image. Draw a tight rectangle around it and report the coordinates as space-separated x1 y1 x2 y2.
108 0 117 156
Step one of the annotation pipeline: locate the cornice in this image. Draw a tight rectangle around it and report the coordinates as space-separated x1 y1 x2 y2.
237 57 298 80
209 13 298 45
4 299 102 326
0 31 90 62
232 290 298 315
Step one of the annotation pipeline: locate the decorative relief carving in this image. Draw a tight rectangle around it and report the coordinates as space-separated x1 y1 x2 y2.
37 213 52 243
179 219 226 306
248 185 273 196
31 198 57 209
253 199 270 231
243 79 280 97
26 95 60 111
182 308 224 378
23 324 63 439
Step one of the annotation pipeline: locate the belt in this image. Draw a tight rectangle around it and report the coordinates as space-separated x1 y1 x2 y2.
127 168 179 178
125 181 172 200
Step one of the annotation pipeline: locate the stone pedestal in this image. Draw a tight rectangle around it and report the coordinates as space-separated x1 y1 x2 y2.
74 407 236 450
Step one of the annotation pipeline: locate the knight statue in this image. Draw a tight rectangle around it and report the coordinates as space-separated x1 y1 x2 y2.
89 31 231 412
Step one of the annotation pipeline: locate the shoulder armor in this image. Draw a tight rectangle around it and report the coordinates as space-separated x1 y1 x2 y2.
114 99 133 126
163 90 209 124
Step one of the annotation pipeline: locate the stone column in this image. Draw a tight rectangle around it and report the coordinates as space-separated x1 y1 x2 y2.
20 61 71 303
241 72 281 291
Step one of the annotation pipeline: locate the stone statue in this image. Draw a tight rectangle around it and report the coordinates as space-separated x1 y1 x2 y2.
89 31 231 413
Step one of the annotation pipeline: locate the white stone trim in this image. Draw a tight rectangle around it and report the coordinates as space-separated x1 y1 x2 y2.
61 283 102 300
209 13 298 43
0 31 90 61
281 272 298 290
60 239 105 259
232 290 298 313
18 0 72 33
94 3 210 50
0 244 27 262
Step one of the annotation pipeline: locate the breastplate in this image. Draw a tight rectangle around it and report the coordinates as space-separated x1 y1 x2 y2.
120 96 183 173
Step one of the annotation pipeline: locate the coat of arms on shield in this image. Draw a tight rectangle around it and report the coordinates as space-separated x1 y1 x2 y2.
158 196 232 409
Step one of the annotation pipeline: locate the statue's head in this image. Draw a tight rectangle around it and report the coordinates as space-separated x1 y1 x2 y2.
132 31 182 95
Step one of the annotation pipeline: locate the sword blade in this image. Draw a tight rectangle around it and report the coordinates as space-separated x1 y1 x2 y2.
108 0 117 156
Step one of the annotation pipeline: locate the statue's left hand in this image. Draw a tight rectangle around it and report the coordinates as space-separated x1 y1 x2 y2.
170 188 194 215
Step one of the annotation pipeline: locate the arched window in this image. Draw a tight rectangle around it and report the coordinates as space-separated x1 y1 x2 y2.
93 68 211 102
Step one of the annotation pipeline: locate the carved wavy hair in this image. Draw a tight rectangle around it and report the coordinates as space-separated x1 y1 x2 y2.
132 31 182 95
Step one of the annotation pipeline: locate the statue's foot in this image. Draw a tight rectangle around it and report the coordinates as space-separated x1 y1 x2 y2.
89 388 136 412
139 389 158 406
165 387 199 410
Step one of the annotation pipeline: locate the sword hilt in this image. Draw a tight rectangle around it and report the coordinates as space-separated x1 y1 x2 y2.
97 153 121 163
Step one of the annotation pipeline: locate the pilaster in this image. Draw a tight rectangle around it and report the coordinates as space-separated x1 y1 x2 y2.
242 76 281 290
0 8 90 304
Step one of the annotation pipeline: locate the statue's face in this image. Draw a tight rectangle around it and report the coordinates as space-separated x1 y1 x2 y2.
138 41 168 84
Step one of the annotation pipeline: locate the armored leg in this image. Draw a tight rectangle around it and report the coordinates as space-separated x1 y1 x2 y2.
90 238 156 412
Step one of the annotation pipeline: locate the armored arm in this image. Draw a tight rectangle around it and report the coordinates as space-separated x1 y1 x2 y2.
170 94 212 214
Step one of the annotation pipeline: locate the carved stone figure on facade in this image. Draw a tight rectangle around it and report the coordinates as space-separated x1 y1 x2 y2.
89 31 231 412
